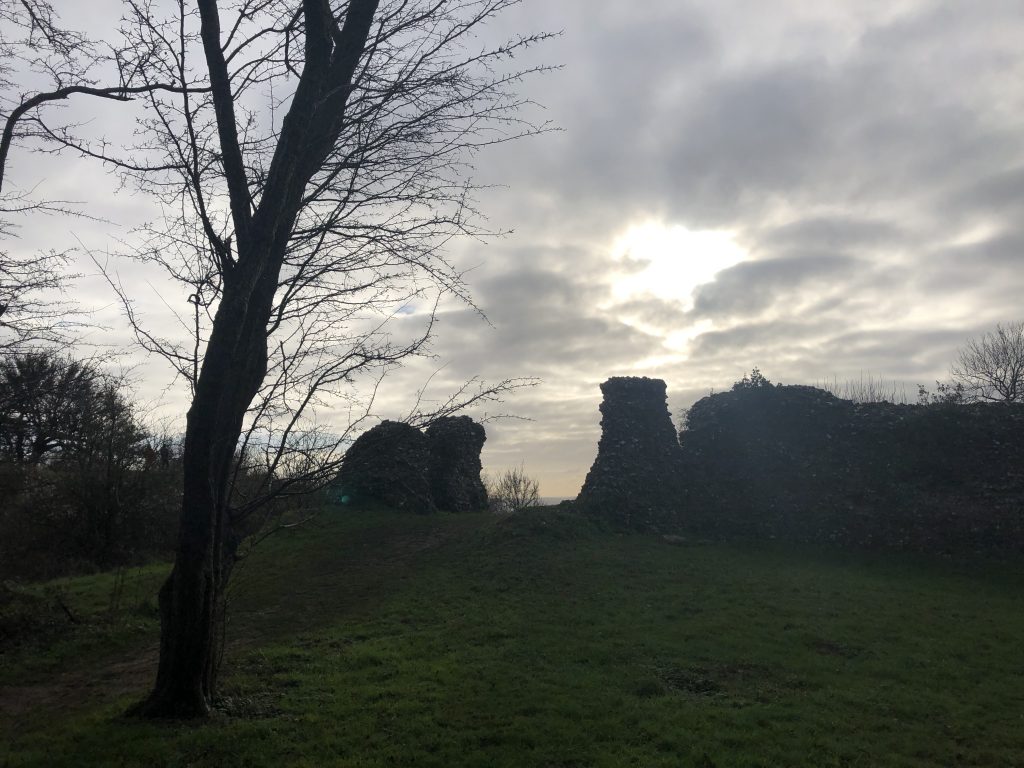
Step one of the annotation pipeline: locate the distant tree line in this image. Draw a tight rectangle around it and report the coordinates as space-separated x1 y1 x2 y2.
0 351 180 579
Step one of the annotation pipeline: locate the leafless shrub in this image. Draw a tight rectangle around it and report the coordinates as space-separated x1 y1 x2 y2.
486 464 540 514
816 374 911 404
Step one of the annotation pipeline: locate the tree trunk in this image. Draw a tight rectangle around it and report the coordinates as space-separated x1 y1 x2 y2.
131 276 274 717
132 0 380 718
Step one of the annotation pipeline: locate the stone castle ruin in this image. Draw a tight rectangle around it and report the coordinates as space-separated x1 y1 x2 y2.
577 376 1024 555
679 384 1024 554
337 416 487 514
577 377 684 530
426 416 488 513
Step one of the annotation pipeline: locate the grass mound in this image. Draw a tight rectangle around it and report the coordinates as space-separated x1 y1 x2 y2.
2 505 1023 767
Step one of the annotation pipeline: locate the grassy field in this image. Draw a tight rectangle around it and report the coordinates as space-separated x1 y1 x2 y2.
2 505 1023 767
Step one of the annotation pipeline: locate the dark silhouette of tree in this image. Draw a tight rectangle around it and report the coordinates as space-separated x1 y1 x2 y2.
486 464 539 514
951 321 1024 403
118 0 546 718
0 350 168 576
0 0 546 720
916 380 967 406
0 0 547 717
0 351 99 462
732 367 773 391
0 1 213 350
0 0 84 351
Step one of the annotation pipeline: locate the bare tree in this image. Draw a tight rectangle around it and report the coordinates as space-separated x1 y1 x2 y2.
951 321 1024 403
0 0 207 350
0 239 70 352
3 0 551 718
816 373 910 404
0 0 86 351
486 463 539 513
0 0 548 717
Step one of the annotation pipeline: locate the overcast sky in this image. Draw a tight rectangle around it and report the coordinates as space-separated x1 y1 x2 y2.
8 1 1024 496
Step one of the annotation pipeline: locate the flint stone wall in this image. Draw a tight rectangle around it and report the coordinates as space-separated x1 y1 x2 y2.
575 376 1024 554
337 420 436 514
338 417 488 513
426 416 488 512
679 385 1024 555
577 377 684 530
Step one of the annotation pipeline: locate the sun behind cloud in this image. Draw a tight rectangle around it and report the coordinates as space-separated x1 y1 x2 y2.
610 221 747 310
606 221 748 355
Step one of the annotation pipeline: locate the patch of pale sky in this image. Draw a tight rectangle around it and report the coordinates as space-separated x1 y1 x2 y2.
609 221 747 312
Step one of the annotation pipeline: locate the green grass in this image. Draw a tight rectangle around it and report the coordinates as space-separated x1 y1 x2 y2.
1 563 168 686
2 506 1023 767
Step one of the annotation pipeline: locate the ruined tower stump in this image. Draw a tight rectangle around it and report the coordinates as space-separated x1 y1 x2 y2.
577 377 683 529
337 420 436 514
426 416 488 512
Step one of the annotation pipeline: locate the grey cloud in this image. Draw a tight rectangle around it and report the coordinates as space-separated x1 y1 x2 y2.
917 231 1024 298
606 294 689 331
689 254 860 319
423 246 670 386
488 1 1024 240
756 216 905 251
689 319 844 359
937 231 1024 268
663 65 838 214
684 326 970 396
943 166 1024 221
808 327 974 378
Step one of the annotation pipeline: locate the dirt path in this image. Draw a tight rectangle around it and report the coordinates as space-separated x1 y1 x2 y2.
0 644 158 729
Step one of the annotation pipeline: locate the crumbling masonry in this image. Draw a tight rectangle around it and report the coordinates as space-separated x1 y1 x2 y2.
426 416 488 513
577 376 683 529
338 416 488 513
